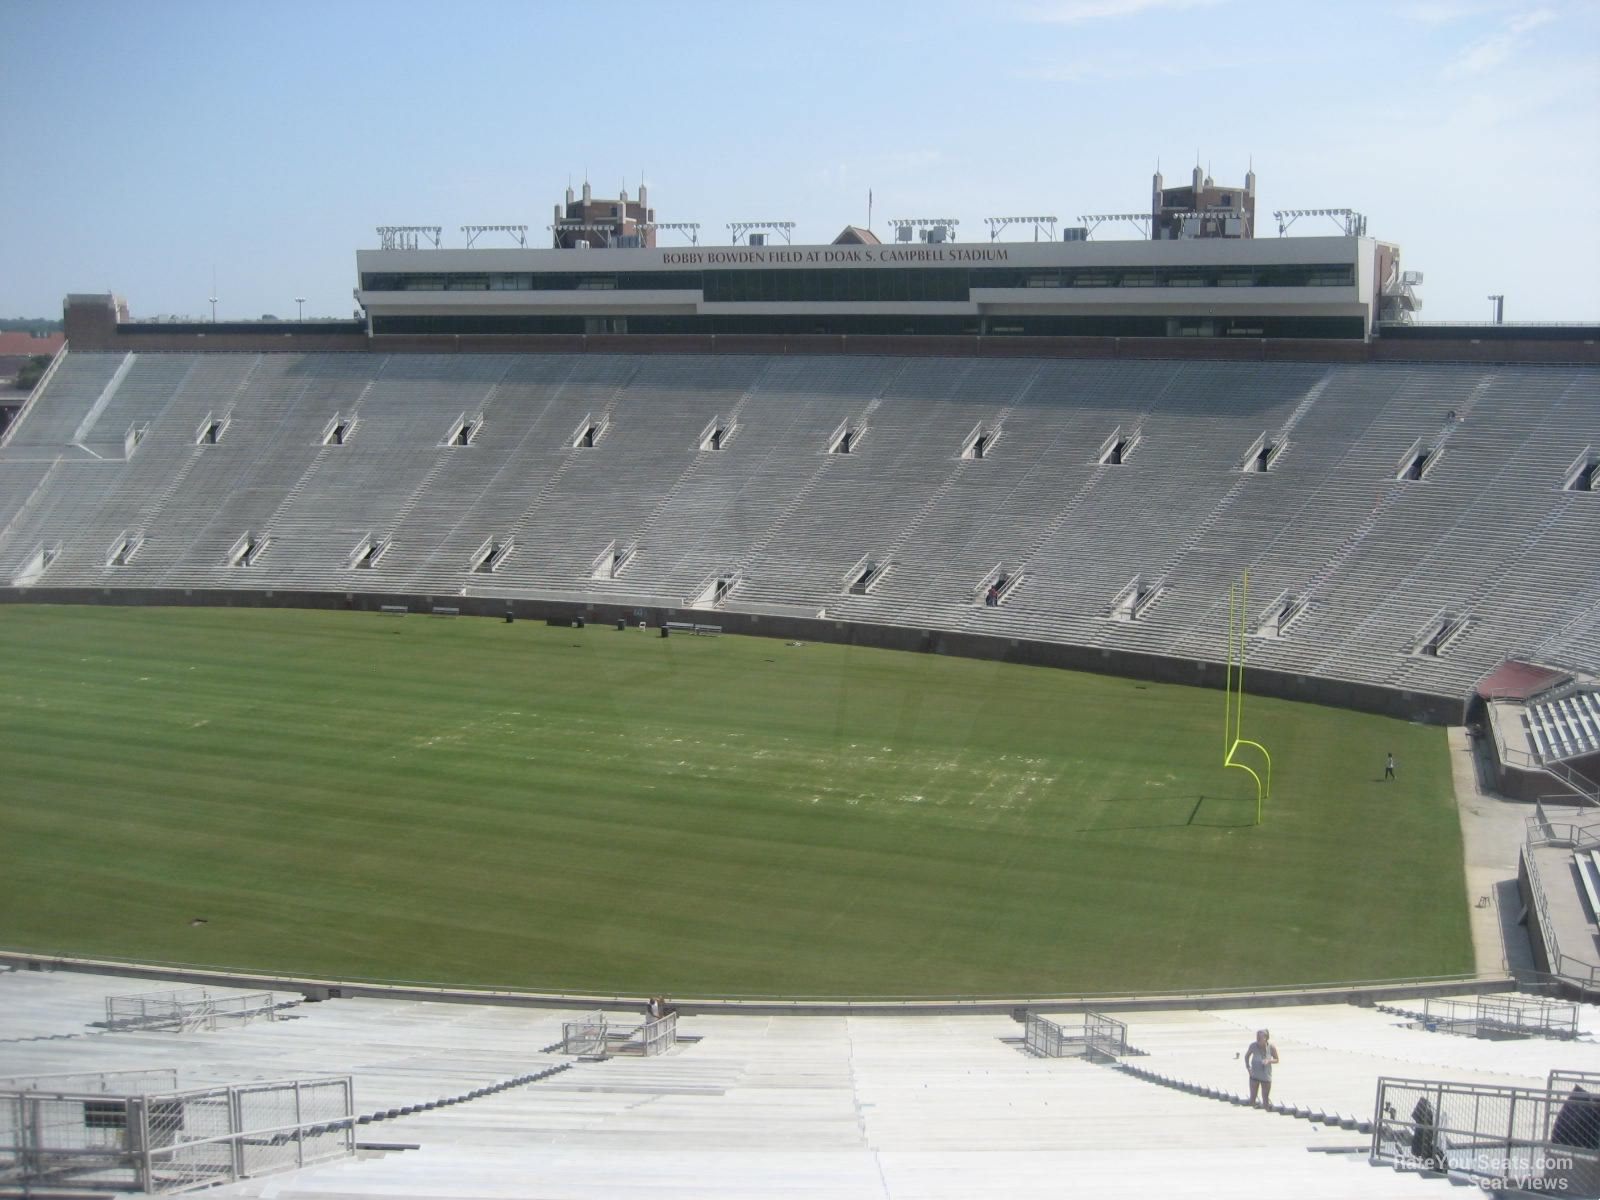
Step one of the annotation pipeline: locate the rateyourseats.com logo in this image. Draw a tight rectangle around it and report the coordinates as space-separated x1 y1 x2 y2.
1393 1148 1580 1191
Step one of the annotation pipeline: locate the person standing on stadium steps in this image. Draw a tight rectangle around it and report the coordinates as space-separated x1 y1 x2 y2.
1385 752 1397 781
1245 1029 1279 1107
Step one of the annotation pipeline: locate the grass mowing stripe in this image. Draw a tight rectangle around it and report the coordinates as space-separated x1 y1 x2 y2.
0 605 1471 995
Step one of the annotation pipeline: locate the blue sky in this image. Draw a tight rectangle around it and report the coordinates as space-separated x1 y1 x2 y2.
2 0 1596 322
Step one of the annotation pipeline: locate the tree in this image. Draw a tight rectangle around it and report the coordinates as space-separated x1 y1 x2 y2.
14 354 54 391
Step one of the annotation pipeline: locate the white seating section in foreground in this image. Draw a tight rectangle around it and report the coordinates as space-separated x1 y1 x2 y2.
2 968 1594 1199
1524 690 1600 763
1 351 1597 699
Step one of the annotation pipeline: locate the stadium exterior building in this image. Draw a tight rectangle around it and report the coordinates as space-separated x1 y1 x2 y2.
353 171 1415 342
354 236 1392 342
58 173 1599 362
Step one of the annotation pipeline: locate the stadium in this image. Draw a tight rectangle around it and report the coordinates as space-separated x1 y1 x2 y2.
1 173 1598 1197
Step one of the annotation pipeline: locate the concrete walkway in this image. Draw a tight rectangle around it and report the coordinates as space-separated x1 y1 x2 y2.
1447 726 1539 975
1528 840 1600 977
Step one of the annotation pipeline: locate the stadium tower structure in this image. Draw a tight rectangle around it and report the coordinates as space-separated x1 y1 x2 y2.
352 169 1397 343
62 169 1596 361
551 180 655 249
1152 162 1258 241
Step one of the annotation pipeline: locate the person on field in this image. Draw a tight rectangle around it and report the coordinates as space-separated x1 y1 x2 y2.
1245 1029 1279 1107
1384 752 1396 781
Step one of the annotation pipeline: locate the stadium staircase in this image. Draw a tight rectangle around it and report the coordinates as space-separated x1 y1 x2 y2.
353 1061 575 1128
1112 1060 1373 1133
1542 758 1600 808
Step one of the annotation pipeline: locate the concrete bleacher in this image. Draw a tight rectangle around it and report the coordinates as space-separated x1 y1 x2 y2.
1090 998 1600 1118
2 351 1596 701
1526 691 1600 762
1574 850 1600 923
0 968 571 1119
0 352 126 451
5 967 1569 1198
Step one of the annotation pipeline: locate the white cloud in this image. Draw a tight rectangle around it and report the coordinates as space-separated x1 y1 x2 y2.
1025 57 1181 81
1023 49 1276 82
1402 1 1499 26
1443 6 1556 77
1020 0 1228 23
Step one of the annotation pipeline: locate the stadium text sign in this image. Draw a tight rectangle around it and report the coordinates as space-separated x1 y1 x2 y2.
661 247 1011 266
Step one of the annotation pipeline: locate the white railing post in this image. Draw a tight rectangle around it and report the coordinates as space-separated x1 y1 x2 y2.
231 1083 247 1181
134 1095 154 1193
0 341 68 449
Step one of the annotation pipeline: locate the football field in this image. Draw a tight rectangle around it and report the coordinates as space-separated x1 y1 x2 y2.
0 605 1472 996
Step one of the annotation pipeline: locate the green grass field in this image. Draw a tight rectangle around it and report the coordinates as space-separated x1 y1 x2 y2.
0 604 1472 996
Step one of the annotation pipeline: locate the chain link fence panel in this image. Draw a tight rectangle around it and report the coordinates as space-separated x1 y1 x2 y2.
1372 1076 1600 1195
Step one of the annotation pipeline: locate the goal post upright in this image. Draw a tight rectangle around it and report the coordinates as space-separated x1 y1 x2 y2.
1223 570 1273 825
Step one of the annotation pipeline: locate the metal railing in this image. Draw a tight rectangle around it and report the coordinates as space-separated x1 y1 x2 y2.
0 341 67 449
0 1076 353 1194
1024 1011 1128 1060
1520 834 1600 992
561 1011 607 1056
142 1078 354 1192
1420 994 1579 1039
104 988 277 1033
1372 1077 1600 1195
1534 955 1600 993
1519 844 1555 973
1550 1069 1600 1094
632 1010 677 1056
1501 742 1600 807
1380 319 1600 327
1548 760 1600 808
0 1068 177 1094
560 1010 677 1057
1527 819 1600 852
